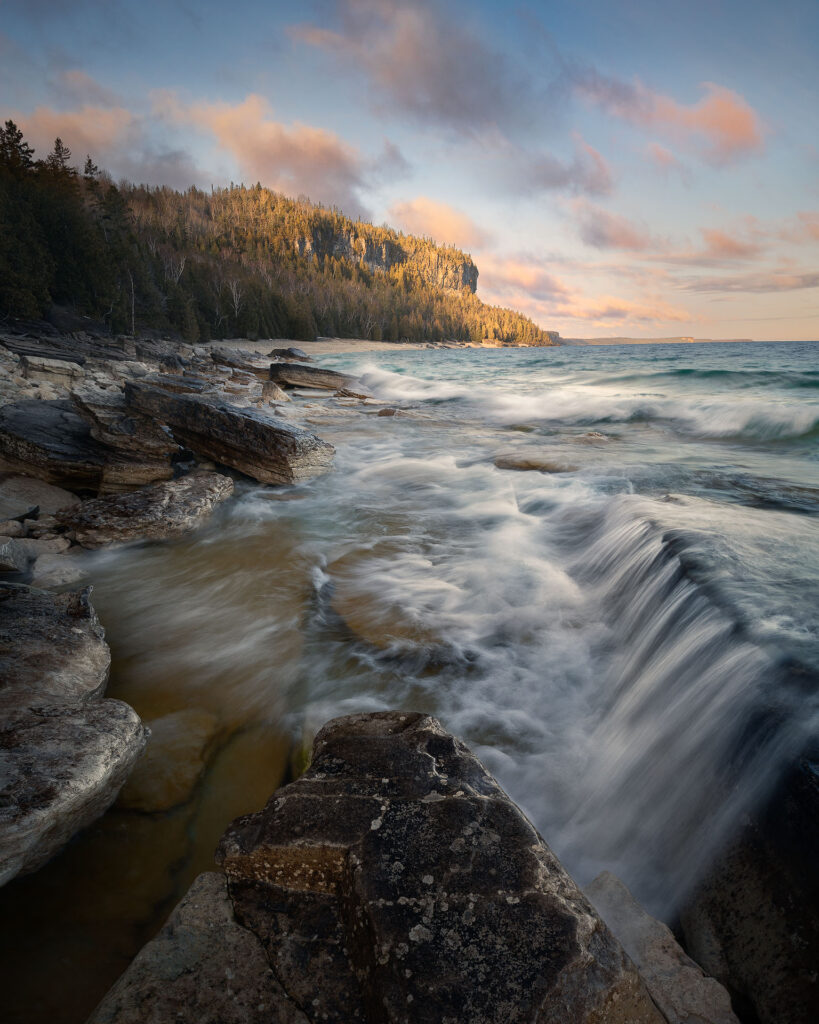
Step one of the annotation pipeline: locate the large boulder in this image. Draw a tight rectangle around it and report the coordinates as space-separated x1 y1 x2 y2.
57 471 234 548
268 361 361 392
585 872 738 1024
216 712 664 1024
0 584 146 886
125 381 335 485
0 473 80 520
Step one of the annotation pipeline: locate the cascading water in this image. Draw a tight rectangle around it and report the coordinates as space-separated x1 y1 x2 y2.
2 339 817 1022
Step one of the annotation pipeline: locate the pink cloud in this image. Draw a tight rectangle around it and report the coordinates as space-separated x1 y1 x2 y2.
157 92 376 216
478 254 571 304
15 103 134 161
577 74 764 165
700 228 763 260
572 200 656 251
388 196 490 250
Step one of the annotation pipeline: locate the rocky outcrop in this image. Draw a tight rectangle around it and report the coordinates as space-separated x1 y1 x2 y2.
57 472 234 548
125 381 335 485
681 755 819 1024
585 872 738 1024
95 712 665 1023
0 584 146 886
268 361 361 392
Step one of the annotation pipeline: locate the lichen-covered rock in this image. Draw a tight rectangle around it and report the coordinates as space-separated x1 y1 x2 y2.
86 872 309 1024
585 872 738 1024
0 584 146 886
125 381 334 485
0 697 146 886
215 712 665 1024
57 472 234 548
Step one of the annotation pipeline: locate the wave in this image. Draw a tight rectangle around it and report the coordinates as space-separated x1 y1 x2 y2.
586 367 819 390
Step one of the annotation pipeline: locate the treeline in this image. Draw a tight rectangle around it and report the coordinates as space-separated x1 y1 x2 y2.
0 121 556 345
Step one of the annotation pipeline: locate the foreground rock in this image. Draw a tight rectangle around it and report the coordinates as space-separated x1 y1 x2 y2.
57 471 234 548
585 872 738 1024
88 873 309 1024
96 712 665 1023
495 454 578 473
269 361 362 392
681 755 819 1024
126 381 335 485
269 346 312 362
0 473 80 520
0 584 146 886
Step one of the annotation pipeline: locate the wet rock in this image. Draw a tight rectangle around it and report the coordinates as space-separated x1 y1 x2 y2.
0 536 28 572
86 872 309 1024
0 400 108 491
377 407 398 417
495 454 578 473
681 757 819 1024
261 380 291 403
125 381 335 485
269 361 361 392
0 474 80 519
29 550 88 588
117 709 220 812
215 711 664 1024
57 472 234 548
585 872 738 1024
335 381 374 399
0 584 146 886
71 382 179 470
0 697 146 886
268 346 313 362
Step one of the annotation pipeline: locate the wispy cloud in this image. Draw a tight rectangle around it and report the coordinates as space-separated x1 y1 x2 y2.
576 73 764 165
388 196 490 250
572 200 657 250
683 270 819 293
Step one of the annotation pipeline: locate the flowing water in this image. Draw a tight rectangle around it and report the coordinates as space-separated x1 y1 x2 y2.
2 340 819 1022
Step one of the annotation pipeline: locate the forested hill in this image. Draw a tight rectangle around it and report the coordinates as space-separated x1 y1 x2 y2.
0 121 557 346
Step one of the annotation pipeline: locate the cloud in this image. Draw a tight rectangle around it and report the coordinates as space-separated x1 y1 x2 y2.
52 69 122 108
572 200 656 250
699 228 763 260
388 196 490 250
290 0 527 134
576 73 764 165
14 103 134 161
478 254 571 303
156 92 392 217
684 270 819 293
509 135 613 197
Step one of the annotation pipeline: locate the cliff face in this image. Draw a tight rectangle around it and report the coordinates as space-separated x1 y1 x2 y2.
293 227 479 294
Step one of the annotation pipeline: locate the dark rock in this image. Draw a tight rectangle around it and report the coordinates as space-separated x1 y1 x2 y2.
494 454 578 473
159 354 187 374
125 381 335 485
57 471 234 548
0 536 27 572
681 755 819 1024
0 584 145 885
0 400 108 491
210 347 271 379
268 346 313 362
269 361 361 392
87 872 309 1024
214 712 665 1024
377 407 398 417
143 372 222 395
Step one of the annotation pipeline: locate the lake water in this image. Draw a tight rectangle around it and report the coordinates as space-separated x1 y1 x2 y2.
3 339 818 1022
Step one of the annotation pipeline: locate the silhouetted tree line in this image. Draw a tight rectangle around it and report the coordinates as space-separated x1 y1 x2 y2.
0 122 555 345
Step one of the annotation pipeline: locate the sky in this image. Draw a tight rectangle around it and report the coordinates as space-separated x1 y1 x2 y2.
2 0 818 339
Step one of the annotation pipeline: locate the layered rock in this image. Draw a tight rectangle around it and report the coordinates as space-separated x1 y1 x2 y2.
71 383 179 471
57 471 234 548
268 361 362 392
0 584 146 886
585 872 738 1024
125 381 335 485
210 347 271 379
95 712 665 1023
20 354 85 386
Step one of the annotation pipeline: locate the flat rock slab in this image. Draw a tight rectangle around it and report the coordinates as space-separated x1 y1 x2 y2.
125 381 334 485
208 712 665 1024
0 696 146 886
269 347 313 362
20 354 85 384
0 584 110 705
0 400 108 491
585 872 738 1024
269 361 360 392
0 473 80 520
58 471 234 548
87 872 309 1024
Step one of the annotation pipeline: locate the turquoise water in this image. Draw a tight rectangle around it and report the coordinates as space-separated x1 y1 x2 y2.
88 340 819 913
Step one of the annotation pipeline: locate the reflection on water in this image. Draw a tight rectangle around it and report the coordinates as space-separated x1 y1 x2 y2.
1 341 818 1023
